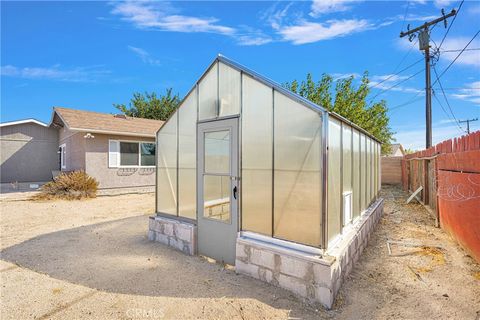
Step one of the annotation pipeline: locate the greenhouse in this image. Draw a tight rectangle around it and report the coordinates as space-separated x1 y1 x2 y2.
149 55 383 308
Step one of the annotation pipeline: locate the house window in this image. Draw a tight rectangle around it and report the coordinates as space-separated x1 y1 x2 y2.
120 142 139 166
59 144 66 170
141 143 156 166
109 140 155 168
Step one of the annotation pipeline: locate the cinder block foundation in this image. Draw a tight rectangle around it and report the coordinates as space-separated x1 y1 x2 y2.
235 198 384 309
148 215 197 255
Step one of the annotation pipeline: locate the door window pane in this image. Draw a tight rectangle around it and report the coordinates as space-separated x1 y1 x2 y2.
203 175 230 222
204 130 230 174
140 143 155 166
120 142 139 166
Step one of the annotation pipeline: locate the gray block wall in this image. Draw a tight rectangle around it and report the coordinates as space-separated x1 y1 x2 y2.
148 216 197 255
236 198 384 309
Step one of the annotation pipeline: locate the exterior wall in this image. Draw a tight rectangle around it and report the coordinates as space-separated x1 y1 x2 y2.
236 198 384 309
84 133 155 189
148 215 197 255
59 128 86 171
0 123 59 183
381 156 402 185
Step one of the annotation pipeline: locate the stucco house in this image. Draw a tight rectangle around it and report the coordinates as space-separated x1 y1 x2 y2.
386 143 405 157
1 107 164 189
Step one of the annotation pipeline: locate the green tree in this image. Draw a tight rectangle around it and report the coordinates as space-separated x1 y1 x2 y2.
114 89 180 121
284 72 394 154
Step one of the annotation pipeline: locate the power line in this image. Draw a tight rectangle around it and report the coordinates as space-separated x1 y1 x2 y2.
432 30 480 87
401 1 410 31
440 48 480 52
438 0 465 50
432 65 464 133
389 91 424 111
432 93 464 134
369 57 423 91
369 68 424 101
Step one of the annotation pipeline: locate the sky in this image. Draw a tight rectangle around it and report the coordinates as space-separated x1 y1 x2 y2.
1 0 479 151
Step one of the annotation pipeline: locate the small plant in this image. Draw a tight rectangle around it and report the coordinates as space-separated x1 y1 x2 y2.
33 171 99 200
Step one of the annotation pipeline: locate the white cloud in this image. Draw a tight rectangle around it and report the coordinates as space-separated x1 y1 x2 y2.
450 81 480 105
127 46 161 65
433 0 456 9
439 37 480 68
111 1 235 35
237 35 272 46
0 65 110 82
278 19 371 45
310 0 361 17
369 73 423 94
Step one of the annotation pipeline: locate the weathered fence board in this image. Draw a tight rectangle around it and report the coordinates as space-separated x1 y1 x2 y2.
402 130 480 263
381 156 402 185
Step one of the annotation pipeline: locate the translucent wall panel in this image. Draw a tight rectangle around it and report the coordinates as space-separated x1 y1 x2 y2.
178 92 197 219
342 124 352 225
352 129 361 219
370 139 376 202
377 143 382 191
273 91 321 247
360 134 366 211
367 138 372 205
241 75 273 236
157 112 178 215
199 62 218 120
219 62 241 117
327 118 342 243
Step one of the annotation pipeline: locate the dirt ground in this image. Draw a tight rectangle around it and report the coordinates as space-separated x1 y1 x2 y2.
1 186 479 320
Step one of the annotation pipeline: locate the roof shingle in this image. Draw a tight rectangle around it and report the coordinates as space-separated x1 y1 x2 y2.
53 107 164 137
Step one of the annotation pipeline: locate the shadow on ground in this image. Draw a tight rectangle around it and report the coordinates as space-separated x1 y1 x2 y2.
0 215 320 318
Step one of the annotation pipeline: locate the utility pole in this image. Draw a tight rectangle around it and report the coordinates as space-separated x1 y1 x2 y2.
459 118 478 134
400 9 456 148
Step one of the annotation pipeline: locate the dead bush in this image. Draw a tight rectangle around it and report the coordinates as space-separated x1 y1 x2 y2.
33 171 99 200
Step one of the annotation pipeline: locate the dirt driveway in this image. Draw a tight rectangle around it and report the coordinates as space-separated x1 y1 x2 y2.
1 187 479 319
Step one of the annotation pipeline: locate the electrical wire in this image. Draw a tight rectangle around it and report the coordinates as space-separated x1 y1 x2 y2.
440 48 480 52
369 68 424 102
438 0 465 50
432 30 480 87
432 91 465 134
432 65 465 133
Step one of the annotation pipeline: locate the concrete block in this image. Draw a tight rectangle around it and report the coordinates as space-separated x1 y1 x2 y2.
153 232 169 245
150 220 163 233
163 223 174 237
147 230 155 241
258 266 274 283
236 259 259 279
168 237 183 251
278 274 307 297
175 225 192 242
279 255 310 279
315 285 334 309
250 247 275 270
236 242 249 261
313 263 333 288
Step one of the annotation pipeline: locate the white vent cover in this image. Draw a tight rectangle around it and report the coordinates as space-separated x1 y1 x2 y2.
343 191 353 225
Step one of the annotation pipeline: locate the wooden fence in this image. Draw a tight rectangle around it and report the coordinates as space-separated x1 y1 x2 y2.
402 131 480 263
381 156 403 185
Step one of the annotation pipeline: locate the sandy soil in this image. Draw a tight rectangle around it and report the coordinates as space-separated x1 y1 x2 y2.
1 187 479 319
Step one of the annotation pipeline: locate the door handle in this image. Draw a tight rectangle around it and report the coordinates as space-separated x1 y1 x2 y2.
233 186 238 200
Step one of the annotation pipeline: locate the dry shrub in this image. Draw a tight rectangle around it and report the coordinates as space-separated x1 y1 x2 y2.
33 171 99 200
